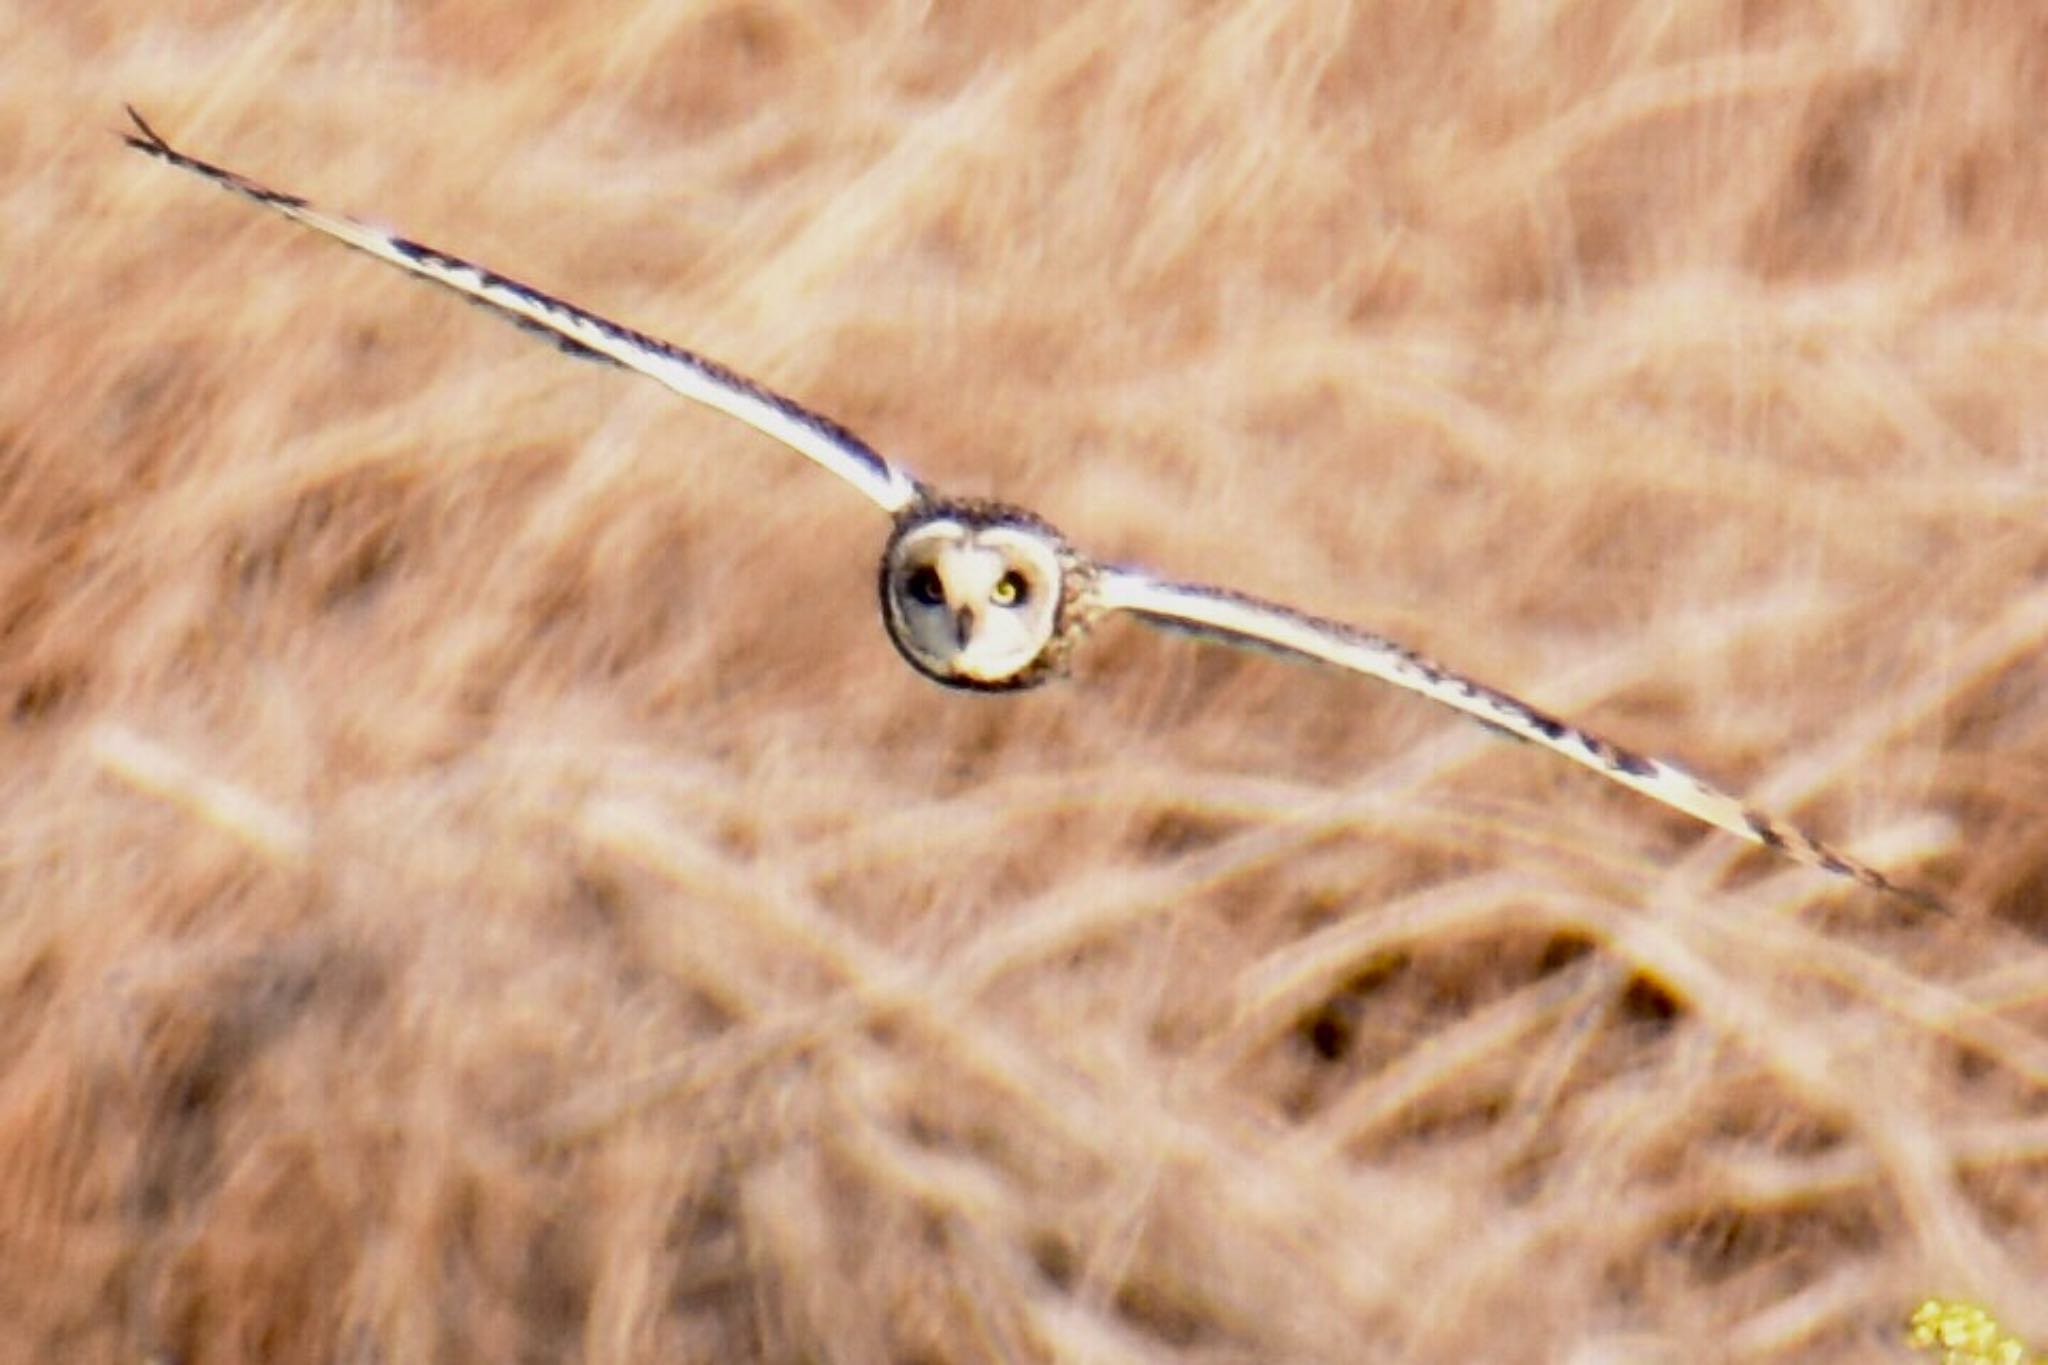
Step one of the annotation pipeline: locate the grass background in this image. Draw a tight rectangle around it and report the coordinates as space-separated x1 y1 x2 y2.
5 1 2047 1360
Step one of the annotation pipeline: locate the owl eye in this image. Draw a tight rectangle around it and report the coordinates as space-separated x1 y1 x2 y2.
906 566 946 606
991 570 1031 607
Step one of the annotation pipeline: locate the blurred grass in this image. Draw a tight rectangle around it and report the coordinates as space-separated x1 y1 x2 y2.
3 2 2047 1361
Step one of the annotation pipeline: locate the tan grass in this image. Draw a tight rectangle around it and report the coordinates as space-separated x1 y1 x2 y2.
5 2 2048 1360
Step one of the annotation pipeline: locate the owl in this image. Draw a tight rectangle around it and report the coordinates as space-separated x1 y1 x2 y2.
122 108 1940 911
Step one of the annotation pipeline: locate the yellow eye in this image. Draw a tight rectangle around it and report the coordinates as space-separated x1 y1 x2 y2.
907 566 946 606
992 571 1030 607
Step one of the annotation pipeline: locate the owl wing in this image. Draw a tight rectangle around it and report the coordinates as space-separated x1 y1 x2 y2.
1093 568 1940 911
121 108 925 515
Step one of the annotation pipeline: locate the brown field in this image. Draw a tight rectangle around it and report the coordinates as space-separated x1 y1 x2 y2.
6 2 2047 1361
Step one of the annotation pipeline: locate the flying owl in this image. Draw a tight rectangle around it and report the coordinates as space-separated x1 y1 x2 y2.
121 108 1940 910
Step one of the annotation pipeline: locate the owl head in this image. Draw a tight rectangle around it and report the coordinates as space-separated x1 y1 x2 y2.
878 500 1090 691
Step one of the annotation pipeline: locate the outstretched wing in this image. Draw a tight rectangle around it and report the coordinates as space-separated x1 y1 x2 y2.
120 107 925 515
1094 569 1940 910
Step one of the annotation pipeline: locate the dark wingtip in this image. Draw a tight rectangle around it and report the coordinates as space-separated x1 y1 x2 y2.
121 103 166 153
1860 865 1950 918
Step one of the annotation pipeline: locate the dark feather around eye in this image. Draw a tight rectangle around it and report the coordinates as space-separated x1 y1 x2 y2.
907 566 946 605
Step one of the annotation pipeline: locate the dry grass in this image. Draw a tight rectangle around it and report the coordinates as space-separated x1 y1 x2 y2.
5 2 2048 1361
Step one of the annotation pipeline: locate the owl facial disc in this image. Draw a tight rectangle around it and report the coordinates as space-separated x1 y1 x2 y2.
879 505 1070 691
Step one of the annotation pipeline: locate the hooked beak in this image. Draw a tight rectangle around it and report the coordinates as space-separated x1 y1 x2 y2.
952 605 976 649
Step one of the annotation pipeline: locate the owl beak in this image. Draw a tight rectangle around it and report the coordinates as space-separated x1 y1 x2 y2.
952 605 976 649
